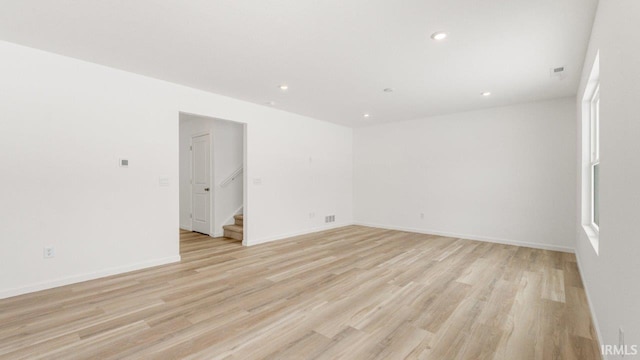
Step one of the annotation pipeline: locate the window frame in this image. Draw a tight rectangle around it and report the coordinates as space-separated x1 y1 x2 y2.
590 85 600 232
581 51 600 255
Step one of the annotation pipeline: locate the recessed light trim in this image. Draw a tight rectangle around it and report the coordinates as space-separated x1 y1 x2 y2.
363 113 371 118
279 84 289 90
383 88 394 93
481 91 492 97
430 32 448 41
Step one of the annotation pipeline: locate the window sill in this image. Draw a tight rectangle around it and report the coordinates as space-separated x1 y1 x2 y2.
582 225 600 255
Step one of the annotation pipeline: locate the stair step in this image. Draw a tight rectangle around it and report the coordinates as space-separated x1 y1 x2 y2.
223 230 243 241
234 214 244 226
223 224 243 241
223 224 243 233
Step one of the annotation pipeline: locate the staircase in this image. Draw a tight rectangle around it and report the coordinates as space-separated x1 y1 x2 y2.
223 214 243 241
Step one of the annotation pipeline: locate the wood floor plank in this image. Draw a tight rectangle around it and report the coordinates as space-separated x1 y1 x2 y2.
542 268 566 303
0 226 601 359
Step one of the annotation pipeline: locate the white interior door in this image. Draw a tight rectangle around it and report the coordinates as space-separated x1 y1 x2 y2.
191 134 211 234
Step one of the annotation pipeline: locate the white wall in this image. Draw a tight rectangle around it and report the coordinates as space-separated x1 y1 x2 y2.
575 0 640 355
179 115 244 236
354 98 577 252
0 40 353 299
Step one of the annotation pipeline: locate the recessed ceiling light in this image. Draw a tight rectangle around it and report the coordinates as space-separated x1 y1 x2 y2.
279 84 288 90
430 32 448 41
383 88 394 93
481 91 492 97
363 113 371 118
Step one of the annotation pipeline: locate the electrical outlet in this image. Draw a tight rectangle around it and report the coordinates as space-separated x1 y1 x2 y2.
43 247 55 259
420 213 425 220
309 212 315 219
325 215 335 223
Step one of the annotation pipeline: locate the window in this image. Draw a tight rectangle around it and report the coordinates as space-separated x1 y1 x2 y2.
581 51 599 254
590 85 600 229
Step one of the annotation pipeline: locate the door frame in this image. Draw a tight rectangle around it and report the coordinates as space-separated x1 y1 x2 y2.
190 131 214 236
179 111 248 245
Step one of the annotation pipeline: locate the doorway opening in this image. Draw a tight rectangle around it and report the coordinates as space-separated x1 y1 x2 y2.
179 112 246 245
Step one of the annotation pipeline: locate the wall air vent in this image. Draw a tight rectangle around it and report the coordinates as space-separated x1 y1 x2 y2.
550 66 567 80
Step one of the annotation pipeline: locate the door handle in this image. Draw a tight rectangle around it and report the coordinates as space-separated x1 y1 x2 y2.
204 187 210 191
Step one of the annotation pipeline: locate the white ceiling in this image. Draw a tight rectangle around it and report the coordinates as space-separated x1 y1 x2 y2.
0 0 598 127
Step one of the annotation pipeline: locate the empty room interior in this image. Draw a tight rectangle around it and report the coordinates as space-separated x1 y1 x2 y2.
1 1 639 359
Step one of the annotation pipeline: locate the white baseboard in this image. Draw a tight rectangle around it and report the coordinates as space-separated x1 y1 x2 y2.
353 222 575 253
0 255 181 300
574 252 604 352
246 222 354 246
245 222 575 253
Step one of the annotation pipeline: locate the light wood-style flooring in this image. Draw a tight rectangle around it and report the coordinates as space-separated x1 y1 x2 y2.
0 226 600 359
